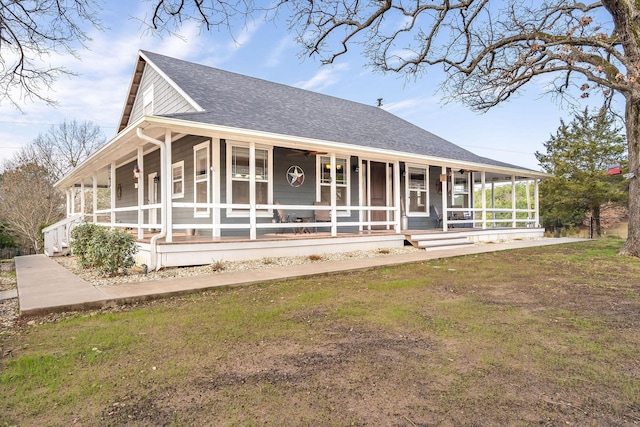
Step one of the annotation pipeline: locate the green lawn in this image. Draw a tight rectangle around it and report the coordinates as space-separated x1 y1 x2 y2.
1 238 639 426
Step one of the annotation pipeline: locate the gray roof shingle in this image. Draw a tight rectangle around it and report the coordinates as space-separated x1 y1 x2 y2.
142 50 532 171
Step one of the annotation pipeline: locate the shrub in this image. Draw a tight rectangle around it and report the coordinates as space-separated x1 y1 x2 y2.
70 223 104 268
71 224 137 276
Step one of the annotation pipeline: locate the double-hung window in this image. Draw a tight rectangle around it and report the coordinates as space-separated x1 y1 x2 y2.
227 142 272 215
172 161 184 199
406 165 429 215
319 156 349 211
194 141 210 217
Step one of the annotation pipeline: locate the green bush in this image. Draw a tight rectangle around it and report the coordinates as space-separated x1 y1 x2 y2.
71 224 137 276
70 223 104 268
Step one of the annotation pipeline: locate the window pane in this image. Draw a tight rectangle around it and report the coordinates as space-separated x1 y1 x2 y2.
320 156 331 184
256 182 268 204
336 158 347 185
232 146 250 178
196 181 207 212
336 187 347 206
255 149 268 180
409 190 427 212
409 167 426 190
320 186 331 203
196 149 208 177
173 181 183 195
454 174 468 193
232 181 249 204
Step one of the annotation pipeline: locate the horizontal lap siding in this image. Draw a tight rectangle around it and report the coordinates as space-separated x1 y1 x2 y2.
114 150 161 225
171 136 212 236
128 65 197 126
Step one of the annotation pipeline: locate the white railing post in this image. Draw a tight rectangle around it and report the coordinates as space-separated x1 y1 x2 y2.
511 175 517 228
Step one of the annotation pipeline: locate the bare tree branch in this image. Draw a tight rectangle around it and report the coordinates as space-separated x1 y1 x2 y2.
0 0 103 109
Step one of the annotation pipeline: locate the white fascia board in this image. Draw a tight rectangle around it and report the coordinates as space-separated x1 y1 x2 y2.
139 51 205 113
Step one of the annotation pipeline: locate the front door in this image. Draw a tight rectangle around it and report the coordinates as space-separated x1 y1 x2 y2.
370 161 387 230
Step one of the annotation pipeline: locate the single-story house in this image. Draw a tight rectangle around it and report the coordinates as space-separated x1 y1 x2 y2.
44 50 548 269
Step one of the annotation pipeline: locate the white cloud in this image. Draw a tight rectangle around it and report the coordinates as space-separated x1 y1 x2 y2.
383 96 441 117
293 63 349 91
265 36 295 68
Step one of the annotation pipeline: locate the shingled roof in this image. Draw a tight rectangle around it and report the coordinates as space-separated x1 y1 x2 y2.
141 51 531 171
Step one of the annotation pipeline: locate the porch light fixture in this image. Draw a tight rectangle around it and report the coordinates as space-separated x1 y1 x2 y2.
154 176 160 183
353 165 359 173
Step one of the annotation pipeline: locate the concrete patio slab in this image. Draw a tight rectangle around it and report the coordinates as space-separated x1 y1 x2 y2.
15 255 109 315
0 289 17 301
16 238 588 316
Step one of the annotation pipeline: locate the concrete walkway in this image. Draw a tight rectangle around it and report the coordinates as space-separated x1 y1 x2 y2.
15 238 587 316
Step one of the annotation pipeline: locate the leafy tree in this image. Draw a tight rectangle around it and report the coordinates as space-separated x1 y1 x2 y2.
535 109 627 236
141 0 640 256
0 0 103 108
0 162 64 253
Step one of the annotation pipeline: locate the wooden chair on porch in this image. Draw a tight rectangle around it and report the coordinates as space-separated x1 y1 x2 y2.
313 201 331 232
274 201 296 234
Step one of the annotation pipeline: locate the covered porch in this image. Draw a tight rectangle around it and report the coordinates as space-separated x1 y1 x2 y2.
47 117 547 268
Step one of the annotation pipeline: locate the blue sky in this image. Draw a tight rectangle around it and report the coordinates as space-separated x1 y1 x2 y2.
0 1 620 171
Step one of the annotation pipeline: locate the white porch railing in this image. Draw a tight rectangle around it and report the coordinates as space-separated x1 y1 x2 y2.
80 202 539 238
91 202 400 237
446 207 538 229
42 213 84 257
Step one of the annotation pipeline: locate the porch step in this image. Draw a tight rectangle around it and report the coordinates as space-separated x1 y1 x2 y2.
407 233 474 251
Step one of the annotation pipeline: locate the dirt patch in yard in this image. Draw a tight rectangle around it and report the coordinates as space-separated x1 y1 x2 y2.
2 239 640 426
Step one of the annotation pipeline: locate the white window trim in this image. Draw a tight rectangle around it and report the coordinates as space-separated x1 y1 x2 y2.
316 155 351 217
405 164 430 217
143 86 154 115
194 141 211 218
225 140 273 218
172 160 185 199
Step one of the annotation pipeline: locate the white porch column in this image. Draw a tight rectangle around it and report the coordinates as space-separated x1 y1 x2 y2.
441 166 448 231
164 130 173 243
481 171 487 229
66 189 71 217
330 153 337 236
249 142 257 240
80 182 85 219
70 188 76 215
534 179 540 227
212 139 221 238
491 181 496 227
137 147 144 240
110 162 116 227
394 160 401 232
357 157 364 232
92 174 97 224
109 162 116 228
511 175 517 228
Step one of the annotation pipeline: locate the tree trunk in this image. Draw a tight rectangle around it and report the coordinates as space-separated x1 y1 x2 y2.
593 205 602 237
620 97 640 256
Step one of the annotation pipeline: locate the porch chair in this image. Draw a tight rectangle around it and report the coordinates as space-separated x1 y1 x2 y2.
313 201 331 232
274 201 296 234
432 205 443 228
